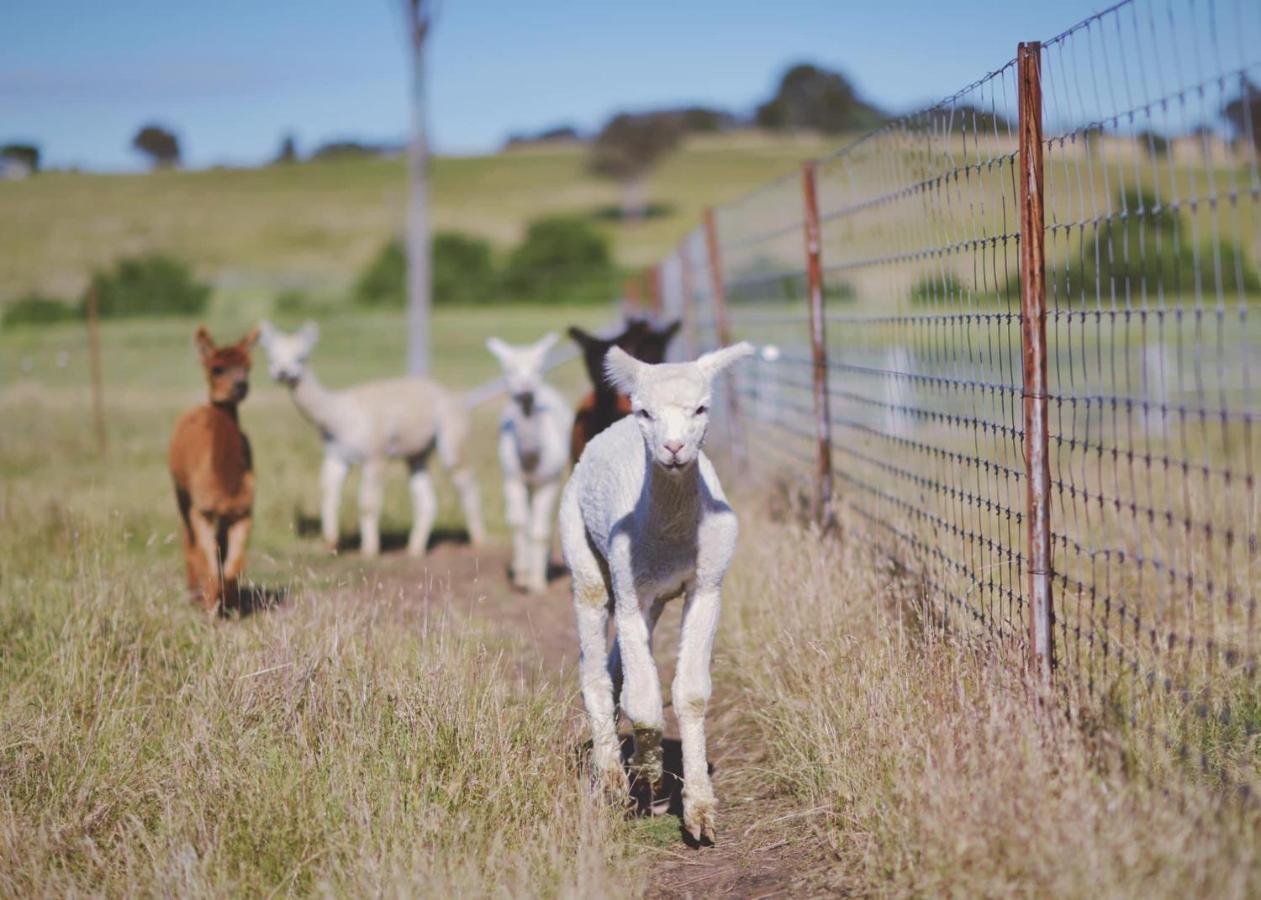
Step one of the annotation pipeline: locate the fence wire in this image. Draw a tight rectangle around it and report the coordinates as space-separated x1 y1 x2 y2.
664 0 1261 783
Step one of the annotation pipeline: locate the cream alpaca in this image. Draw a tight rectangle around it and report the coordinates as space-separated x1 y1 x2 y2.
558 341 754 843
258 320 485 557
486 333 573 593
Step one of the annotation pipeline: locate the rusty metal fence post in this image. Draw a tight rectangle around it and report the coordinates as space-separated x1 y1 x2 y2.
703 207 746 471
85 284 107 455
646 265 662 317
678 243 697 360
1018 41 1053 683
800 161 834 529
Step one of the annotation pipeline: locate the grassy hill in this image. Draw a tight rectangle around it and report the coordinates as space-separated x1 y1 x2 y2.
0 131 839 304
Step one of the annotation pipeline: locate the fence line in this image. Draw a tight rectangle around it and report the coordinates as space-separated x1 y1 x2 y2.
642 0 1261 781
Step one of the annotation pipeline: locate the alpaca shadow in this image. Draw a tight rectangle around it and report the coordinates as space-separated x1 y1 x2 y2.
575 734 716 847
222 582 290 618
293 510 472 554
504 560 571 590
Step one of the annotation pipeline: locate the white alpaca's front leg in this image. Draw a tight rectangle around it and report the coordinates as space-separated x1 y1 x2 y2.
320 453 349 553
406 460 436 557
525 480 560 593
358 457 384 558
502 475 530 589
612 572 665 797
673 584 721 843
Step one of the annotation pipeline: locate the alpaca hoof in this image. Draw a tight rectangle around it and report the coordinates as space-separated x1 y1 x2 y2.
683 796 717 844
594 761 630 805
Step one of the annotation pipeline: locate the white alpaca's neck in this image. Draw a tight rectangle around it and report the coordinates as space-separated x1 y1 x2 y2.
289 368 341 437
641 448 701 534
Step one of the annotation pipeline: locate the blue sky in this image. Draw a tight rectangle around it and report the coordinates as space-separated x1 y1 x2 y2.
2 0 1109 171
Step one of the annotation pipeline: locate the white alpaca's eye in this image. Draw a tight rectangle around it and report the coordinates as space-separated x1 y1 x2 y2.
637 409 652 420
695 405 708 416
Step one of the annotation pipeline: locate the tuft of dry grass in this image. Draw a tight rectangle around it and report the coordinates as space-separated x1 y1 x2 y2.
721 505 1261 898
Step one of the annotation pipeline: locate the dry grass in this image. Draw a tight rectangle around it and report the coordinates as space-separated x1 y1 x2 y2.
721 501 1261 898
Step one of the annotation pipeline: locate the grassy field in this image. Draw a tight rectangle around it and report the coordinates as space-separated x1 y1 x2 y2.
0 132 838 303
4 303 1261 896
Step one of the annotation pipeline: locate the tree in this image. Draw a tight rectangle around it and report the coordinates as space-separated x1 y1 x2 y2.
589 112 683 222
500 215 616 304
273 133 298 164
1223 80 1260 152
755 63 884 134
0 143 39 173
131 124 181 169
402 0 434 375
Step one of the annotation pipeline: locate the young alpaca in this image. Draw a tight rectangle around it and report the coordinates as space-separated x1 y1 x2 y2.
567 318 678 463
258 320 485 557
559 341 754 844
486 333 573 593
168 326 260 613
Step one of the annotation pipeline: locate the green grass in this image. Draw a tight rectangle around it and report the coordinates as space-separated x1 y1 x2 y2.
0 132 840 303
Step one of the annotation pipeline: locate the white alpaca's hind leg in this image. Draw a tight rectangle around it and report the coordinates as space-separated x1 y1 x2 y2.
406 457 436 557
673 585 721 843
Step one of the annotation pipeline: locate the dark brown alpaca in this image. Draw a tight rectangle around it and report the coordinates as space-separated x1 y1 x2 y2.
567 318 680 462
168 326 259 613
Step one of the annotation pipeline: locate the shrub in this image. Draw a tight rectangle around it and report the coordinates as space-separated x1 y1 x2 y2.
84 253 211 318
1004 187 1261 301
433 232 497 305
910 271 965 305
500 216 618 304
2 294 80 328
354 232 499 307
353 239 406 307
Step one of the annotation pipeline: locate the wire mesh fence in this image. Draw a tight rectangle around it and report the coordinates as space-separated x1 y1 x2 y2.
653 0 1261 782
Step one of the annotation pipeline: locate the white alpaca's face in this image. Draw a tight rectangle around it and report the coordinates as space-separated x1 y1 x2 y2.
605 342 755 473
487 333 557 414
258 320 318 385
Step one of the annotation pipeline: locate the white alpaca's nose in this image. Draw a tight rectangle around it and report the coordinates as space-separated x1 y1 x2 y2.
663 440 684 457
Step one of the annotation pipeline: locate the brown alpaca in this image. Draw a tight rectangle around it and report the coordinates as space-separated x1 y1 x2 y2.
168 326 259 613
567 318 680 462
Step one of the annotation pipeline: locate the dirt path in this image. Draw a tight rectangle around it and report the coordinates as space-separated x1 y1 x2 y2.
316 538 820 898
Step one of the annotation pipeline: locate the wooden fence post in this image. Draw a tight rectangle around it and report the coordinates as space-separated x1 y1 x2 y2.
86 284 107 455
1018 41 1054 683
703 207 745 471
801 161 835 530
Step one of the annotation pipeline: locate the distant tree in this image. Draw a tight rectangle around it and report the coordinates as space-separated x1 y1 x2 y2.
676 106 738 133
0 143 40 173
755 63 884 134
505 124 582 148
310 140 384 161
947 103 1013 136
131 124 181 169
273 133 298 164
1223 80 1260 152
590 112 684 221
1136 129 1170 158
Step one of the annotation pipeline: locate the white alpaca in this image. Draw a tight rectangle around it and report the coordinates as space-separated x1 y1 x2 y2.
258 320 485 557
486 333 573 593
558 341 754 844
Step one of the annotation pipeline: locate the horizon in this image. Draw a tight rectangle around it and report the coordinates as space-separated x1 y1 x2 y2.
1 0 1114 173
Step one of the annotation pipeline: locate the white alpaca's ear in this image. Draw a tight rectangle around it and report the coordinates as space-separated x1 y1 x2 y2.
603 346 643 395
697 341 755 380
535 332 558 356
486 337 510 363
299 320 319 351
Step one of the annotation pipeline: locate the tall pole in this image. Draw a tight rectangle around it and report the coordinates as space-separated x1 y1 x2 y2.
86 284 107 455
801 161 834 529
1018 41 1053 683
404 0 432 375
703 207 745 471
